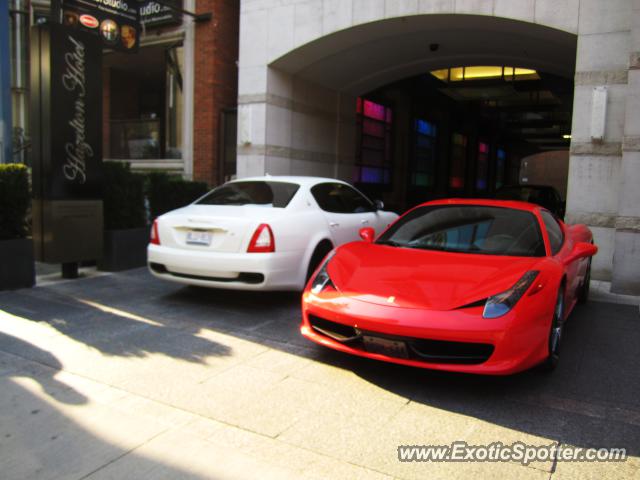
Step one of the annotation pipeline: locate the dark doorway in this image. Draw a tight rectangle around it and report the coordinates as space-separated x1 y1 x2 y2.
354 66 573 212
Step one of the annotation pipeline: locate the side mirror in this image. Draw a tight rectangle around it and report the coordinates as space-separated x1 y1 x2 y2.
563 242 598 265
374 199 384 210
359 227 375 243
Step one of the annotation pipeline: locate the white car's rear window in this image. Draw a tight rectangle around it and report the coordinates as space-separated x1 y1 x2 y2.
196 181 300 208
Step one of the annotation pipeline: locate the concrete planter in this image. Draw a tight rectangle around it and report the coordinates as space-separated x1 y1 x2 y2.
0 238 35 290
98 227 149 272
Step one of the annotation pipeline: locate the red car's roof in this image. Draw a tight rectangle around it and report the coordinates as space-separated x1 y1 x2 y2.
415 198 541 213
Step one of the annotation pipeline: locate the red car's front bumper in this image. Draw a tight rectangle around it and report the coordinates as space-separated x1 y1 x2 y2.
301 291 554 375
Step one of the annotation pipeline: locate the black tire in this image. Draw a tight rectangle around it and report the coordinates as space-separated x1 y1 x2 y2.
577 258 592 304
305 242 333 283
541 286 565 372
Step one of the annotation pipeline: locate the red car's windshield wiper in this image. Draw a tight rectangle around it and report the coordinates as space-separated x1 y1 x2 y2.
377 240 484 253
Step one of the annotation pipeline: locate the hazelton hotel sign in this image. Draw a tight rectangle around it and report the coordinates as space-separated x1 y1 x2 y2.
31 1 182 264
31 23 103 263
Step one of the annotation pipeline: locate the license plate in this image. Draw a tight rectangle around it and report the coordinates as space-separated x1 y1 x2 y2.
363 336 409 359
186 231 212 246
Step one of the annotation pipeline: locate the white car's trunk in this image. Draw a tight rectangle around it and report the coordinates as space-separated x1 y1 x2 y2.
158 205 286 253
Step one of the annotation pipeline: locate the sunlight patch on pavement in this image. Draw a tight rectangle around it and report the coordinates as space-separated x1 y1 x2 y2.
74 298 164 327
0 309 66 339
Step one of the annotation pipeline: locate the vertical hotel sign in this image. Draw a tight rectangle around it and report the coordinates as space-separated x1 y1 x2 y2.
31 23 103 262
62 36 91 183
53 26 101 196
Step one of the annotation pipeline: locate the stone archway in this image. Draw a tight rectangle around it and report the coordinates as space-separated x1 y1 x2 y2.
237 0 640 291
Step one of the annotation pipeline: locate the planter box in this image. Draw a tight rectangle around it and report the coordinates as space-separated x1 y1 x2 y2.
98 227 149 272
0 238 35 290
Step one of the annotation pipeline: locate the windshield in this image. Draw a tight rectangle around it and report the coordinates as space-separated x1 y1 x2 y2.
196 181 300 208
377 205 545 257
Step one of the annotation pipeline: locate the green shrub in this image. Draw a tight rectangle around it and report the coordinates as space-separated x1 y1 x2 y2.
0 164 30 240
146 172 209 219
102 162 146 230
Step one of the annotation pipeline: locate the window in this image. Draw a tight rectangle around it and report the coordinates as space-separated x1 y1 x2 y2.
220 110 237 181
355 98 392 185
412 119 437 188
311 183 374 214
377 205 545 257
540 210 564 255
449 133 467 189
197 181 300 208
476 141 489 191
9 0 31 164
108 44 184 160
495 148 506 189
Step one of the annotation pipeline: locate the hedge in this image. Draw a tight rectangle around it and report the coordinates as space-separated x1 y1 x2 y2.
146 172 209 219
0 164 30 240
102 162 147 230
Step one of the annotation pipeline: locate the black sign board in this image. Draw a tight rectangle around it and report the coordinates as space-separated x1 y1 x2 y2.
140 0 182 28
32 23 102 200
31 23 103 263
52 0 140 52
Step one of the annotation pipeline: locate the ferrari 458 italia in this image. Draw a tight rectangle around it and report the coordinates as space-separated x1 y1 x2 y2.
301 199 597 374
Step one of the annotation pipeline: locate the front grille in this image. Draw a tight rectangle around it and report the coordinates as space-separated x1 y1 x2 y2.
308 315 360 342
409 338 494 364
308 315 493 365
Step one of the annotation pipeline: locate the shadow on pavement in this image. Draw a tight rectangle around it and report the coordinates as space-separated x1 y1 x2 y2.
0 332 87 406
0 356 217 479
0 277 232 363
159 277 640 457
306 301 640 457
2 268 638 460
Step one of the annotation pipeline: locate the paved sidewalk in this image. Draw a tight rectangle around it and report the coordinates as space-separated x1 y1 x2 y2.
0 268 639 479
590 280 640 309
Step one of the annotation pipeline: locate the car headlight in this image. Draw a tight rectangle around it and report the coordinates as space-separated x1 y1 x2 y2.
483 271 539 319
310 251 336 294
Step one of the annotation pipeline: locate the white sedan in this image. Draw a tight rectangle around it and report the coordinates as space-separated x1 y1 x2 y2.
147 176 398 290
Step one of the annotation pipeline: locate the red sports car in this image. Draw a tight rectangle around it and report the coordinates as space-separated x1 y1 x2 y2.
301 199 597 375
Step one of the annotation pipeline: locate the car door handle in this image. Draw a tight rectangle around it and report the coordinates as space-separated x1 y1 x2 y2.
329 222 339 227
361 219 369 225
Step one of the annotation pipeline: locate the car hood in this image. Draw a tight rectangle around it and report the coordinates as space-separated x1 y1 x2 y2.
327 242 542 310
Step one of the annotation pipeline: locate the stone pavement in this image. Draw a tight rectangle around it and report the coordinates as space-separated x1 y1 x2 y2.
0 268 638 479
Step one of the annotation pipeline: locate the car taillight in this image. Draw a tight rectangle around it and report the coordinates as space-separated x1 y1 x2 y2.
150 219 160 245
247 224 275 253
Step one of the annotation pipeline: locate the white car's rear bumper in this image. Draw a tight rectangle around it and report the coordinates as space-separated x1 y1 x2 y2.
147 244 304 290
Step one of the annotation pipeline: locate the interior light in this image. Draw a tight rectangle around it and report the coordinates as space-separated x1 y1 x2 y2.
430 66 539 82
462 66 503 80
430 69 449 81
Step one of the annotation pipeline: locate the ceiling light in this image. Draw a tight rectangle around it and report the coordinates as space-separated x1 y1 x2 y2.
430 66 539 82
